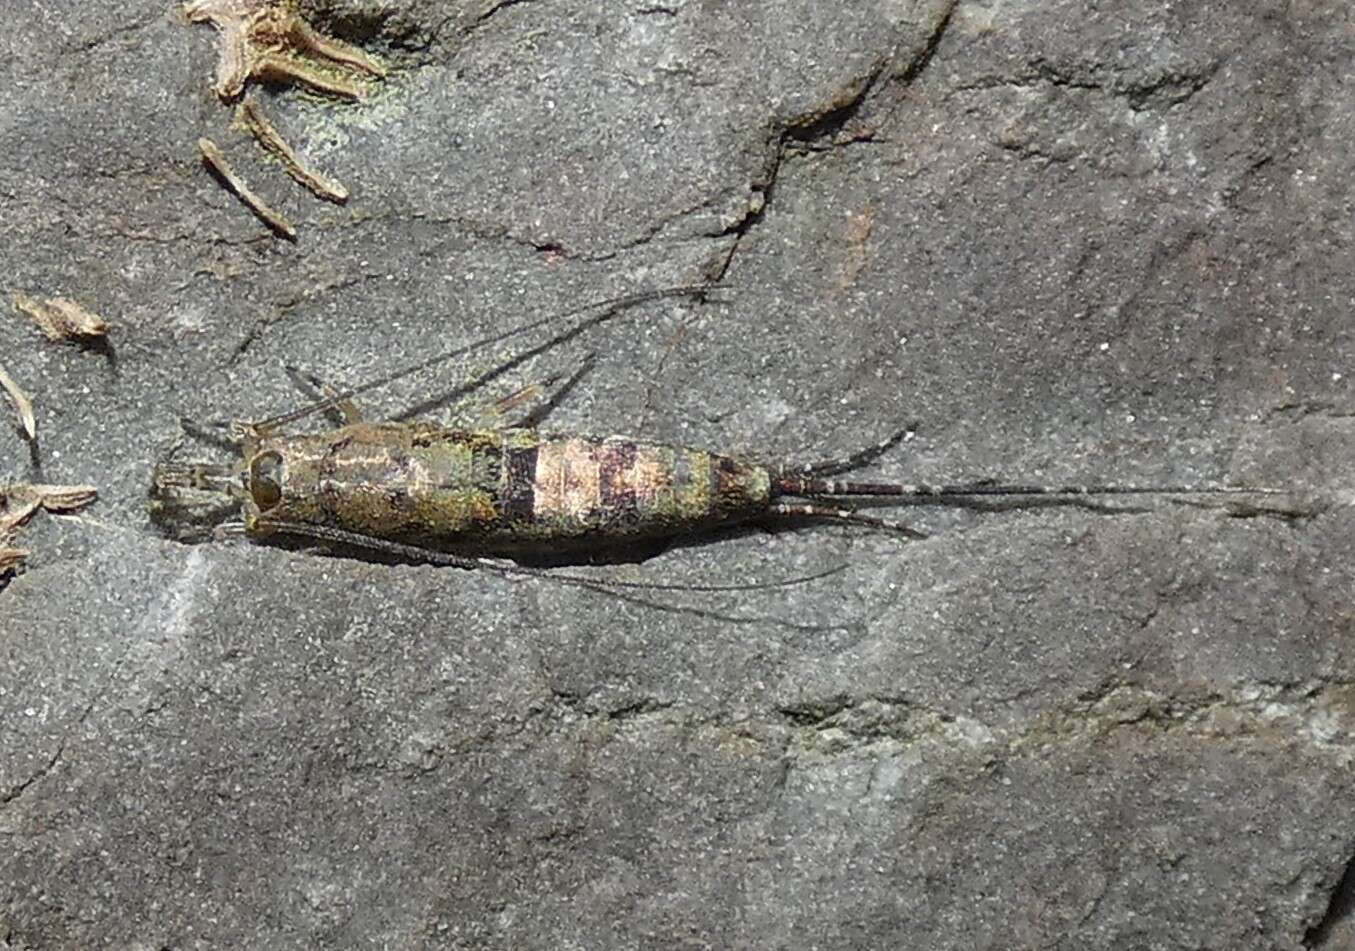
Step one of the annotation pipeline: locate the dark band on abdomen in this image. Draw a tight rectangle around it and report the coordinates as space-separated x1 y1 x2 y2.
598 440 641 527
501 444 539 523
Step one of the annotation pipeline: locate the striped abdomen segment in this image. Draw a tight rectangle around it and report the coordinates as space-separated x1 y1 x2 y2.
243 424 772 555
497 433 772 545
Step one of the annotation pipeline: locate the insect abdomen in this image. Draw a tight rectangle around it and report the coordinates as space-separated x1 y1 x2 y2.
248 425 772 554
496 433 772 547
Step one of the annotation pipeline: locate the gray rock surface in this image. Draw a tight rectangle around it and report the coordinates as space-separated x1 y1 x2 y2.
2 0 1353 947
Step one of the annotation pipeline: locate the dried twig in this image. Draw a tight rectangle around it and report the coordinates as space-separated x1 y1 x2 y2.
184 1 384 228
237 96 349 203
6 484 99 517
198 137 297 240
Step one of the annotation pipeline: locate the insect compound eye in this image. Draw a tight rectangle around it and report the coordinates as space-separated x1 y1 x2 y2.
248 450 286 512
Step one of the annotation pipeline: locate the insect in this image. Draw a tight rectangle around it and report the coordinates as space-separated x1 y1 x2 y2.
150 285 1280 590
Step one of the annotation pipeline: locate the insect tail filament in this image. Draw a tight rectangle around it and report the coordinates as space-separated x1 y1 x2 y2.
773 476 1282 499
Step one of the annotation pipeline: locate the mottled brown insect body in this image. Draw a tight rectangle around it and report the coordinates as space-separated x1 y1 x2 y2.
240 423 772 555
149 286 1279 574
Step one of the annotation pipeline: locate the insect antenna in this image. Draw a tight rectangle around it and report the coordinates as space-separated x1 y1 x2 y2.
252 284 717 435
553 583 862 631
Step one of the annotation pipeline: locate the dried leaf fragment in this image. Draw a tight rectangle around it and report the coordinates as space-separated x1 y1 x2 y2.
13 292 109 342
184 0 384 227
9 484 99 516
199 137 297 239
0 362 36 442
1 483 99 535
237 96 349 202
0 483 97 577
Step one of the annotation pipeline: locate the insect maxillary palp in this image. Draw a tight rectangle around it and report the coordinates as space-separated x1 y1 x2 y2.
150 461 240 496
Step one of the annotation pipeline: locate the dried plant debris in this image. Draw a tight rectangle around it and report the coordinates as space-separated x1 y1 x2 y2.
0 483 96 576
12 292 109 343
237 95 348 202
0 363 36 442
184 1 384 230
199 137 298 240
184 0 386 102
0 546 24 575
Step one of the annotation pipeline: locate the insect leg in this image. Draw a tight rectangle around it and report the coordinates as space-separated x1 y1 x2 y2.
283 366 364 425
764 502 927 539
470 380 548 426
177 416 242 453
469 354 597 429
781 426 913 479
